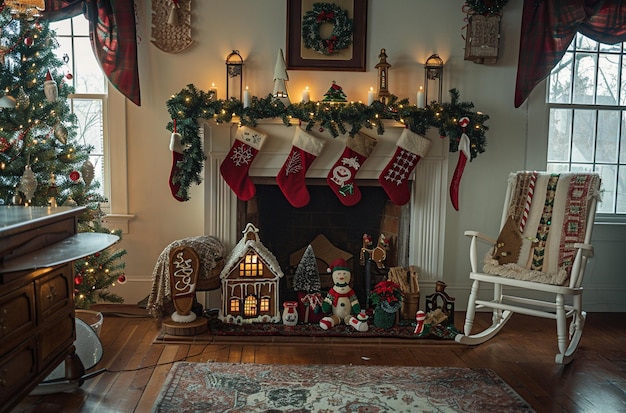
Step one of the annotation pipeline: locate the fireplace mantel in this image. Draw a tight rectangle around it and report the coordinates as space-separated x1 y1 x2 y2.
200 118 448 282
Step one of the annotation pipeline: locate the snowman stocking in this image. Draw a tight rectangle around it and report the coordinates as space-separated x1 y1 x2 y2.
220 126 267 201
326 132 377 206
169 131 186 202
277 127 325 208
379 128 431 206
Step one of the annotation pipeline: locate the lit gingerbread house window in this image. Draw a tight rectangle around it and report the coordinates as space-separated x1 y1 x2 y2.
220 223 284 324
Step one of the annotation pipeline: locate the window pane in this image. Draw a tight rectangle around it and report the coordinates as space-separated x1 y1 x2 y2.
573 53 597 104
72 16 90 36
618 165 626 214
599 42 622 53
52 37 74 89
596 110 619 163
548 108 572 162
622 58 626 106
73 99 104 196
576 35 598 51
548 52 573 103
51 19 71 35
596 53 620 105
74 38 105 94
595 164 617 213
571 110 596 163
621 112 626 163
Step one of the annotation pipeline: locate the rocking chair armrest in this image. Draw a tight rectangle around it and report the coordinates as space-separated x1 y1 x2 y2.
574 242 594 258
464 230 497 246
464 230 496 272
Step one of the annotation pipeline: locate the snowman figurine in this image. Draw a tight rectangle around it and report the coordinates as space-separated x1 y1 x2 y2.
319 258 368 332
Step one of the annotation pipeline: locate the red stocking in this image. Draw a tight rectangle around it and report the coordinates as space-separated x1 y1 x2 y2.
379 128 431 206
450 121 471 211
277 128 325 208
169 132 185 202
219 126 267 201
327 132 377 206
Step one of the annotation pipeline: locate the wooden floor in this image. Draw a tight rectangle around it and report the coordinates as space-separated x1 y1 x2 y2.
11 305 626 413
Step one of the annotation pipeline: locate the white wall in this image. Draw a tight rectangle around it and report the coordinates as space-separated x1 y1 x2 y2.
110 0 626 311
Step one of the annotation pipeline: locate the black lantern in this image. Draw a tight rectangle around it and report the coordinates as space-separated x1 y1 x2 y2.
225 50 244 101
424 54 444 104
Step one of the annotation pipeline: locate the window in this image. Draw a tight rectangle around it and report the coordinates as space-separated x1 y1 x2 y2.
547 33 626 215
50 17 108 202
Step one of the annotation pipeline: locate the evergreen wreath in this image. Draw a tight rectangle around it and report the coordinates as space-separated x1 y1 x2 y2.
302 2 353 55
465 0 509 15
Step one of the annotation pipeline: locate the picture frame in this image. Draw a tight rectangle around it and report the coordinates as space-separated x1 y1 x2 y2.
286 0 368 71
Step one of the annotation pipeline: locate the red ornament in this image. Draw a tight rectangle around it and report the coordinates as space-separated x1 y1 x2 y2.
24 36 33 46
95 252 100 257
65 73 73 80
74 275 83 285
117 274 127 284
69 170 80 181
319 127 324 132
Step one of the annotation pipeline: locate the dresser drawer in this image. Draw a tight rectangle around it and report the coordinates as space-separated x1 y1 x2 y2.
36 265 72 322
0 284 35 357
39 310 75 367
0 337 37 403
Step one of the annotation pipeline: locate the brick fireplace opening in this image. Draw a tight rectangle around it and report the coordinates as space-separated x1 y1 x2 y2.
237 179 407 304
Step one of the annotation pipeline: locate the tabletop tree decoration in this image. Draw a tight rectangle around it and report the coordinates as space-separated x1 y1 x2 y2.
272 49 290 106
370 279 403 328
322 81 348 102
292 244 323 323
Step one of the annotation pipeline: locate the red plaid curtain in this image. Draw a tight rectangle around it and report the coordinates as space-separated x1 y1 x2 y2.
514 0 626 108
43 0 141 106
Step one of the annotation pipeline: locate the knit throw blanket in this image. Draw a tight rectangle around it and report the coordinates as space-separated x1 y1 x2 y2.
483 172 601 286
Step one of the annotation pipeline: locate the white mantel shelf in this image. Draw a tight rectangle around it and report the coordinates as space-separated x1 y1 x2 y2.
199 118 448 283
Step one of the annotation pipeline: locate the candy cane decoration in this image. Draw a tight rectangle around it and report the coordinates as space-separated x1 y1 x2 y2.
520 171 537 233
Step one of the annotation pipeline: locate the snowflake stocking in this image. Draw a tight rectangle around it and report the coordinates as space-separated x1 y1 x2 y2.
277 127 325 208
220 126 267 201
379 128 431 206
169 131 185 202
327 132 377 206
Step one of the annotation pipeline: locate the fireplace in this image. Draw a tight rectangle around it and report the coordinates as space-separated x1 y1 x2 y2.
200 119 448 305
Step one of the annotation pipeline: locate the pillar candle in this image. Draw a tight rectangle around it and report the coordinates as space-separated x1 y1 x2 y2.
302 86 310 103
367 87 375 105
209 82 218 99
243 86 251 108
417 86 425 108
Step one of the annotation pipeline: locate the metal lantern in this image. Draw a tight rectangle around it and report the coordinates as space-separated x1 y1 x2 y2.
225 50 244 101
424 54 444 104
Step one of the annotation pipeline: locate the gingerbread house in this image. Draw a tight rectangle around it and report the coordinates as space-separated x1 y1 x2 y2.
219 223 284 324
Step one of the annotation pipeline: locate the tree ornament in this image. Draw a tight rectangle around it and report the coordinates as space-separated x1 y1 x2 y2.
19 164 37 202
0 137 10 152
322 81 348 102
16 86 30 108
117 274 127 284
69 170 81 182
63 196 77 206
301 2 353 55
0 94 17 108
0 45 8 65
24 36 34 46
54 123 68 144
81 160 95 186
74 275 83 285
44 69 58 102
277 127 325 208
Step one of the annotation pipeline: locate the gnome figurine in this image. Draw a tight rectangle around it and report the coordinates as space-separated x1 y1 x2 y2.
319 258 368 332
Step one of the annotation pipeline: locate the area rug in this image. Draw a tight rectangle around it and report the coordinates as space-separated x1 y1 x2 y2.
154 317 461 344
152 362 535 412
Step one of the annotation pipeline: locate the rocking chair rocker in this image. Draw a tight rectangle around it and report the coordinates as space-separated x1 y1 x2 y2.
455 171 601 364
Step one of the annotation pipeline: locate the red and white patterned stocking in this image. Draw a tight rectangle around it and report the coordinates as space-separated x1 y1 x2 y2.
219 126 267 201
326 132 377 207
450 117 471 211
169 131 185 202
277 127 325 208
379 128 431 206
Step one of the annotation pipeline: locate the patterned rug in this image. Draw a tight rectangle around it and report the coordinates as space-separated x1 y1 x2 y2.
152 362 535 412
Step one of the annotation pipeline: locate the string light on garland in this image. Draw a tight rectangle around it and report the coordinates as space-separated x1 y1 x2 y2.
301 2 353 55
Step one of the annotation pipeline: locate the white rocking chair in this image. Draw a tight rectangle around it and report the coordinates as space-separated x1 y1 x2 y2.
455 171 601 364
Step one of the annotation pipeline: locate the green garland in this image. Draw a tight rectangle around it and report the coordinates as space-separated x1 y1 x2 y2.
465 0 509 15
302 2 353 55
165 86 489 201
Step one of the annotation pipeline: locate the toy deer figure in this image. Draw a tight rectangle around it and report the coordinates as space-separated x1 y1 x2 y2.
359 233 388 269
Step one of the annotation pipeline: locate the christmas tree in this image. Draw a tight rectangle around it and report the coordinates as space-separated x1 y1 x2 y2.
293 244 321 293
0 7 126 308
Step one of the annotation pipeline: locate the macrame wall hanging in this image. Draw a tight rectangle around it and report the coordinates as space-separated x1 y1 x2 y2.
151 0 193 53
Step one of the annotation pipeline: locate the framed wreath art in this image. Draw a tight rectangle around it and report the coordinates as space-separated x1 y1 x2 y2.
286 0 367 71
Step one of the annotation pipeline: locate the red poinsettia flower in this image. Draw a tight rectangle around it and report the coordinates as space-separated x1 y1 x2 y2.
370 279 403 306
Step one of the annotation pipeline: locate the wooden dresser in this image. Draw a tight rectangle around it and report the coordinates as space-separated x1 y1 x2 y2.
0 206 118 412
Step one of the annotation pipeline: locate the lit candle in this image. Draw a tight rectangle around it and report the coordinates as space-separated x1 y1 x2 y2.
302 86 310 103
209 82 217 99
367 86 375 105
417 86 425 108
243 86 251 108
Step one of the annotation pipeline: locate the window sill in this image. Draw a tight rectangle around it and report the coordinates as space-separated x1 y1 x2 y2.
102 213 135 234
